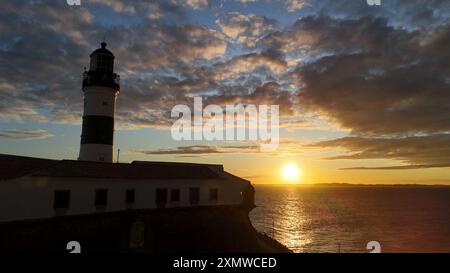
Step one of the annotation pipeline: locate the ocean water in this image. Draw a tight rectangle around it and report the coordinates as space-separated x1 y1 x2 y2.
249 185 450 253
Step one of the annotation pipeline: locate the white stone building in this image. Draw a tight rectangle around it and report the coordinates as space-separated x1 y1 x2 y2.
0 154 254 223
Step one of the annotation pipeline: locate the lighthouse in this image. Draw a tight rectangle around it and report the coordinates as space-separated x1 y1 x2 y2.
78 42 120 162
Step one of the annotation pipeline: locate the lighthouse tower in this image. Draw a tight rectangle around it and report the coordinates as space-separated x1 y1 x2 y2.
78 42 120 162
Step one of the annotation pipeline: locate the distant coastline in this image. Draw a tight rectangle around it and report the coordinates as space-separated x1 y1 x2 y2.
254 183 450 187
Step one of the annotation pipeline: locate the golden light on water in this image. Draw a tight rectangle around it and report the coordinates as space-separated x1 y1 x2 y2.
281 163 302 183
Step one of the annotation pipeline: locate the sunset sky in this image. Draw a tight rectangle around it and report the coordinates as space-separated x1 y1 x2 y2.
0 0 449 184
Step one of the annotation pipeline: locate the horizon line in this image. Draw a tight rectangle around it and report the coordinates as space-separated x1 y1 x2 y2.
253 182 450 187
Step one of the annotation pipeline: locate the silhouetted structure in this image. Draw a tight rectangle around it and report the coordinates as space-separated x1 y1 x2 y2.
79 42 120 162
0 43 278 253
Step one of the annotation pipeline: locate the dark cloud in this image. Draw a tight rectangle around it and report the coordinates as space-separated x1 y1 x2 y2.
138 139 303 156
0 129 54 140
311 135 450 169
341 164 450 170
293 0 450 30
204 82 295 116
89 0 199 20
0 1 227 127
137 144 260 156
285 13 450 170
291 16 450 136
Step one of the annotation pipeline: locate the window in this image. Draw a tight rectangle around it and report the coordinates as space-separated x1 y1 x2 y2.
54 190 70 209
155 188 168 208
189 187 200 205
96 54 113 72
90 58 97 70
95 189 108 207
170 189 180 202
125 189 135 204
209 188 218 201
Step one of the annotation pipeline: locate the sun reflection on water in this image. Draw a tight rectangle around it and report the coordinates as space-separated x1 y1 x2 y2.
250 185 450 253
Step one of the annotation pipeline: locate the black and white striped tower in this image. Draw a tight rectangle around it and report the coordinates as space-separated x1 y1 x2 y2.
78 42 120 162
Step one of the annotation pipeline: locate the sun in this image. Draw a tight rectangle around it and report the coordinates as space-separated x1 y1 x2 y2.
282 163 302 183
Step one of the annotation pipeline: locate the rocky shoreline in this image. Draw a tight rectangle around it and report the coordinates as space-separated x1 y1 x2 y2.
0 205 291 253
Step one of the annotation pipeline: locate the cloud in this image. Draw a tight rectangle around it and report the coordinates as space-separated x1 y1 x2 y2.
0 129 54 140
0 1 227 127
137 138 303 157
90 0 205 19
114 24 227 72
285 0 308 12
217 12 276 47
173 0 209 10
0 0 449 152
212 51 287 80
290 16 450 136
115 78 298 130
204 82 295 116
341 164 450 170
272 13 450 170
137 144 260 156
311 135 450 169
284 0 450 29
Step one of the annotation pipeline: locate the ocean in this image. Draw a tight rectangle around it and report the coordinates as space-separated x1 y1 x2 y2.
249 185 450 253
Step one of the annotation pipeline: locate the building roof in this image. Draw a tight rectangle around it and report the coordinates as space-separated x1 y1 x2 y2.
0 154 56 181
0 154 250 183
90 42 114 57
